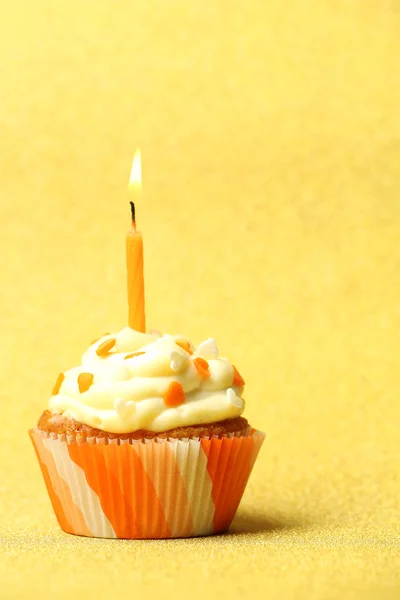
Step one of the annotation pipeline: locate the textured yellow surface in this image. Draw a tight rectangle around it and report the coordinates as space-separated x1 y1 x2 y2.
1 1 400 598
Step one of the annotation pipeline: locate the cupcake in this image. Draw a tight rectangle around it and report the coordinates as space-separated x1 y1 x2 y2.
30 327 264 538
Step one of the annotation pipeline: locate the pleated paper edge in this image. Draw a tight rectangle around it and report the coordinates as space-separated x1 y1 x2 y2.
28 425 256 445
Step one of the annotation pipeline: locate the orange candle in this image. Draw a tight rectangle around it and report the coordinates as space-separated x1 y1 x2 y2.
126 150 146 332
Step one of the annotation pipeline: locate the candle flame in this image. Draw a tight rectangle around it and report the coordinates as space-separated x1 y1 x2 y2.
128 149 141 190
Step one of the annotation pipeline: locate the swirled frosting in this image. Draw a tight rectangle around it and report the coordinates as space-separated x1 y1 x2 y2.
48 327 245 433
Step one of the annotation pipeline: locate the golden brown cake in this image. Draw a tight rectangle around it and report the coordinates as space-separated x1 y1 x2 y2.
37 410 249 440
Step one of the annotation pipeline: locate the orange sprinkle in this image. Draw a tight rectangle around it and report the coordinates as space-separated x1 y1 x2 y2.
124 351 146 360
193 357 210 379
163 381 185 407
232 366 245 387
78 372 94 393
96 338 116 357
52 373 64 395
175 339 193 355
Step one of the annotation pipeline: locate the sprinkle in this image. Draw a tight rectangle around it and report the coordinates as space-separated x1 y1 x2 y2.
114 398 136 418
96 338 116 357
227 388 243 408
197 338 218 359
124 351 145 360
232 366 245 387
170 350 186 372
52 373 64 395
193 357 210 379
164 381 185 407
176 339 193 355
148 328 162 337
78 372 94 393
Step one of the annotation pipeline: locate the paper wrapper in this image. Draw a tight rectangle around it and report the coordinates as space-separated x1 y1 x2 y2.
29 428 264 539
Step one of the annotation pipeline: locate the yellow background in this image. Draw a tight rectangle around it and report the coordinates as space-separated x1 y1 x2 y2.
1 1 400 598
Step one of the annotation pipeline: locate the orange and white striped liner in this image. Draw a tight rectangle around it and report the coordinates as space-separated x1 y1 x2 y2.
29 428 264 539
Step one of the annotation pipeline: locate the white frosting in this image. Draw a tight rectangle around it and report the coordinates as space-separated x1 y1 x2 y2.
49 327 245 433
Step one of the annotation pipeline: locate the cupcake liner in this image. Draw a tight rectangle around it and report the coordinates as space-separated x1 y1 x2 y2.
29 428 265 539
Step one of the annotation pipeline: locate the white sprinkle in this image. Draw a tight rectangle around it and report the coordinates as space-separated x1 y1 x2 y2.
226 388 243 409
170 350 186 372
148 328 162 337
197 338 218 359
114 398 136 418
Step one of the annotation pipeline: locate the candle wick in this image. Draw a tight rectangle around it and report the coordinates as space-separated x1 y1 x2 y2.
130 201 136 230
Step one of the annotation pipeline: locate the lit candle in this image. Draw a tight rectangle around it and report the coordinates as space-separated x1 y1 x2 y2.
126 149 146 332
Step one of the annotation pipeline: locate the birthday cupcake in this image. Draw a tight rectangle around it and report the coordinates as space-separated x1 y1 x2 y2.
30 152 264 538
30 327 264 539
